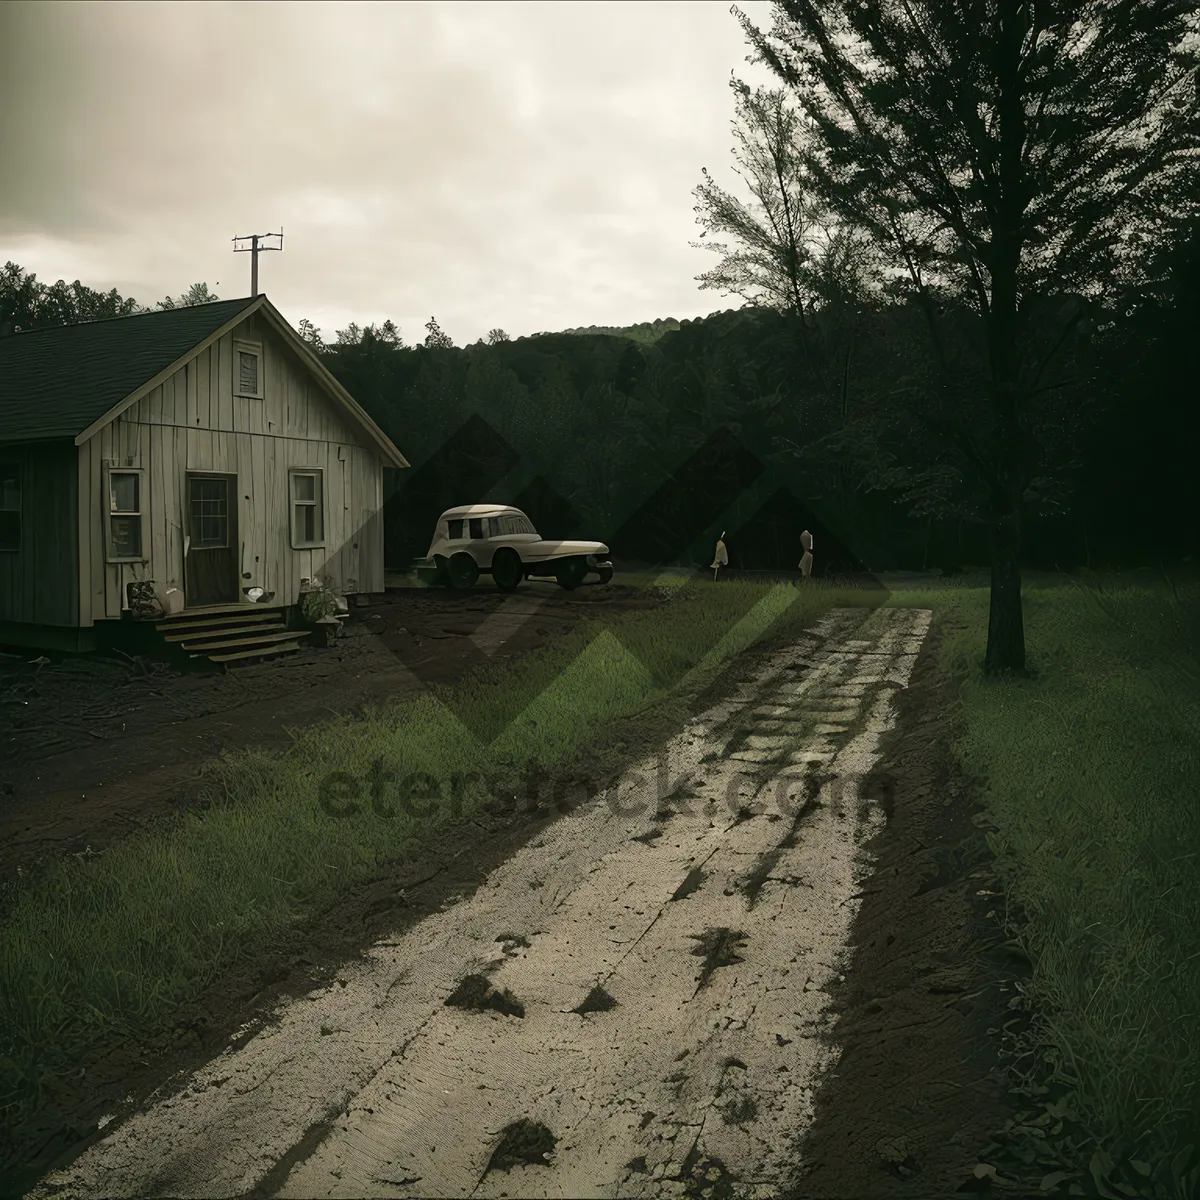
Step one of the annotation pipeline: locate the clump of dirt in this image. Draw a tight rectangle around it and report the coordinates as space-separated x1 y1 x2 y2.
485 1119 557 1173
444 973 525 1018
573 985 618 1014
720 1094 758 1125
680 1148 737 1199
671 866 706 901
494 933 530 956
777 777 823 850
626 1154 649 1173
632 828 663 844
689 927 748 990
875 1134 921 1179
741 849 781 907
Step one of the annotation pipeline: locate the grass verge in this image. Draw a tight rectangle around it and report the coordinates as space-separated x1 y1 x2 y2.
884 567 1200 1195
0 574 877 1173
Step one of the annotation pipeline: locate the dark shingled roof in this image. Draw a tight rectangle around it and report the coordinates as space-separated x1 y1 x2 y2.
0 297 258 443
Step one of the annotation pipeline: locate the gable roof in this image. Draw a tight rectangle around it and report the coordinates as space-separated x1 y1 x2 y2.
0 298 257 442
0 295 409 468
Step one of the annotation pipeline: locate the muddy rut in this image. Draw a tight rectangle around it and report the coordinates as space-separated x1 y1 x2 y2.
29 606 931 1200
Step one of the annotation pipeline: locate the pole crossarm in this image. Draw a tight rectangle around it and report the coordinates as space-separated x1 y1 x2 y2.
232 229 283 297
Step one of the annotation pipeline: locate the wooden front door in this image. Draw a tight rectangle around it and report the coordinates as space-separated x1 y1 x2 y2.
184 473 239 607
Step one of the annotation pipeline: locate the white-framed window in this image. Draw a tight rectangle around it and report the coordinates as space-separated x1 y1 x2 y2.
104 464 145 562
233 339 264 399
289 468 324 548
0 460 20 552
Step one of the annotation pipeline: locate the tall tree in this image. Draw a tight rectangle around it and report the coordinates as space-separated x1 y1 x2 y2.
735 0 1200 671
487 328 511 344
692 78 886 527
296 318 326 351
424 316 455 349
1 262 143 329
156 281 221 310
692 79 880 320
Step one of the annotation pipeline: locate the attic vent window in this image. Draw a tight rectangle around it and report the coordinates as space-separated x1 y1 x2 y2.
234 340 263 399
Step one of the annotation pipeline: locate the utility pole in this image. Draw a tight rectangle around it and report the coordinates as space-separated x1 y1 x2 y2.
232 229 283 297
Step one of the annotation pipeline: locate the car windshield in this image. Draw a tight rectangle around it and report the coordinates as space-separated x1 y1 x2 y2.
492 513 537 536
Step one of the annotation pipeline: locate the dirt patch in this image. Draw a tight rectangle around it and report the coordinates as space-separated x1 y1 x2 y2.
782 610 1019 1199
671 865 706 901
444 974 525 1018
0 582 657 886
573 985 618 1015
484 1119 557 1174
689 927 749 992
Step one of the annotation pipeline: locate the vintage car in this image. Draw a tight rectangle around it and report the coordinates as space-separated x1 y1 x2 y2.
412 505 614 591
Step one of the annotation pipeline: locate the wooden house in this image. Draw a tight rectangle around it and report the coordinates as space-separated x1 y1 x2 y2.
0 295 408 656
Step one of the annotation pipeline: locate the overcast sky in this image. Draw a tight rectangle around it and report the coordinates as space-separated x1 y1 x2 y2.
0 0 777 345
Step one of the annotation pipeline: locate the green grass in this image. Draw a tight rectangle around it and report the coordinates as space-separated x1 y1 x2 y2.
886 567 1200 1187
0 575 875 1166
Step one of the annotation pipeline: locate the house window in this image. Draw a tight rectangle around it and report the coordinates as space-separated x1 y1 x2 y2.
289 469 324 547
105 467 144 561
234 340 263 399
0 461 20 552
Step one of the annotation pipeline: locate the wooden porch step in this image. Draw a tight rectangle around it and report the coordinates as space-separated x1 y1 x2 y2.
163 621 287 644
201 640 308 665
185 629 312 654
156 609 281 633
159 601 287 620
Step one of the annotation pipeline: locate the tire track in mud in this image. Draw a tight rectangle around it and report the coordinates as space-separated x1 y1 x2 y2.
28 606 931 1200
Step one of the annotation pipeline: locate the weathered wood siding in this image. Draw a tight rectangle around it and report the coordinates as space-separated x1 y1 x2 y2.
0 440 79 625
77 312 386 626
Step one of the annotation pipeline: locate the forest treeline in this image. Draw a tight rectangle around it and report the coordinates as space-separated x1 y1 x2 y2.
3 252 1195 574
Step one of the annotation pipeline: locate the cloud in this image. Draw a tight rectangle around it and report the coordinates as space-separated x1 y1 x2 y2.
0 0 777 342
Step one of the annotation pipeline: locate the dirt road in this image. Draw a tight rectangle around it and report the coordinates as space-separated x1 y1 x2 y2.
28 606 932 1199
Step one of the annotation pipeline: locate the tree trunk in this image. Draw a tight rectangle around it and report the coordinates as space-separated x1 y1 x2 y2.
982 3 1031 676
985 502 1026 673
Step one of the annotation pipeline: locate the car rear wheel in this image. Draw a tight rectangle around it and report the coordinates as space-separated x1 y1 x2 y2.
597 566 613 585
492 549 523 591
447 552 479 590
555 558 587 591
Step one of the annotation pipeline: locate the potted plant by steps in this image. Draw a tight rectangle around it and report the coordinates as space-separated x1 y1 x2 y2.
298 577 348 647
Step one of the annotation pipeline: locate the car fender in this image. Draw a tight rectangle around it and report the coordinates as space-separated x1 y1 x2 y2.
521 539 609 564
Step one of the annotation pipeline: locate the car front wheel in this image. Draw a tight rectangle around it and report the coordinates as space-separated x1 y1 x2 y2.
492 548 523 591
597 566 613 585
447 552 479 590
555 558 588 590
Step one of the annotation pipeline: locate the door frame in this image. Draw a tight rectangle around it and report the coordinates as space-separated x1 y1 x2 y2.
183 470 240 607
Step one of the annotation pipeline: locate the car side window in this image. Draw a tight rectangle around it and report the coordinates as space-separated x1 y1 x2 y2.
448 519 464 539
469 518 484 539
497 515 535 536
